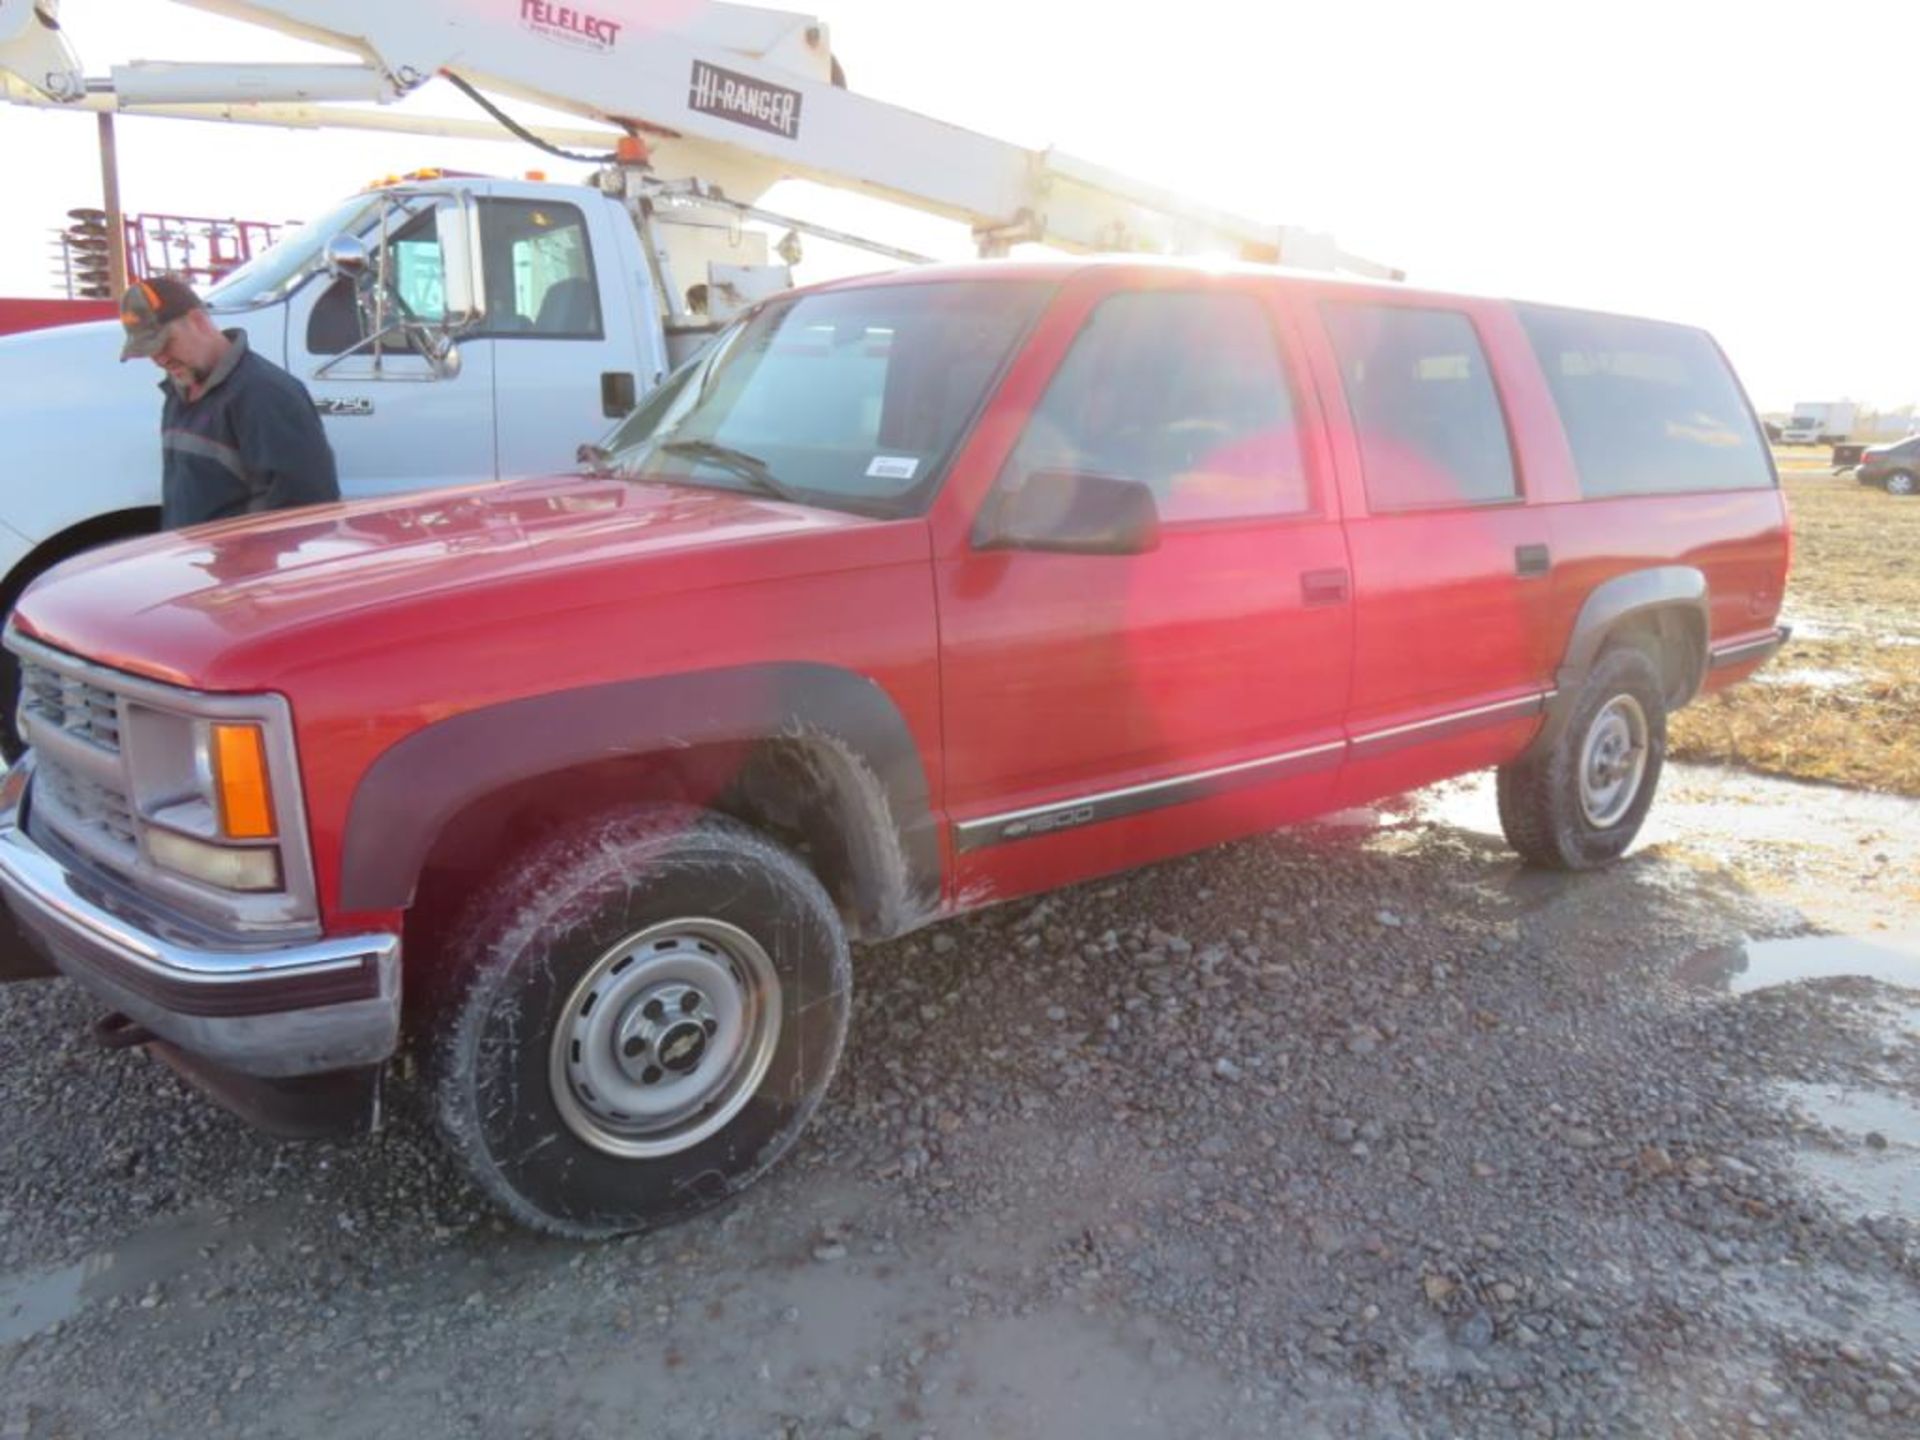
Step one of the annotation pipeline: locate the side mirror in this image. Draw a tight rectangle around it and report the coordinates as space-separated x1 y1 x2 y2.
975 470 1161 556
324 233 370 281
437 192 487 330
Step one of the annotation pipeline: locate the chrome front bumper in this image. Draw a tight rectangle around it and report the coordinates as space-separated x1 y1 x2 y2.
0 765 399 1079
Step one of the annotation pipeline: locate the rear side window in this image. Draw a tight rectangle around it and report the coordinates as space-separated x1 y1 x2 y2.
1516 305 1772 496
1003 289 1311 522
1322 304 1517 510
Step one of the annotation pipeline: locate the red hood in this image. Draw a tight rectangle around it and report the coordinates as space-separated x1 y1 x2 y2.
14 474 922 690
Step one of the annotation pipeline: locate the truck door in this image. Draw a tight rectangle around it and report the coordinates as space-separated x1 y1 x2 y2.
1293 295 1558 806
480 193 657 478
933 274 1354 903
288 195 496 498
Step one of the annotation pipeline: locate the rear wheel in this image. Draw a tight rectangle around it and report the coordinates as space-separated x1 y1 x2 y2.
1497 644 1667 870
1887 470 1917 497
432 806 850 1237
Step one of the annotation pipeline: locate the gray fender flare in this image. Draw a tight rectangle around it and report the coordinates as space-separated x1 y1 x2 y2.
1524 566 1709 761
338 663 941 939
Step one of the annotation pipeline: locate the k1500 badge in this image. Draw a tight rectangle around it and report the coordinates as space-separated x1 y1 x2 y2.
1002 805 1097 841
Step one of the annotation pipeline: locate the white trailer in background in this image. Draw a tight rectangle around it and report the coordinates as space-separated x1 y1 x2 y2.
1779 401 1856 445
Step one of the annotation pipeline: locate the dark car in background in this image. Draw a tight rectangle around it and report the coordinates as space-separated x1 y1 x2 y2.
1857 436 1920 495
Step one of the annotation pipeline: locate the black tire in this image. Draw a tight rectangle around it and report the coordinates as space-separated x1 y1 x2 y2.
1887 470 1917 498
1496 644 1667 871
432 806 850 1238
0 649 22 764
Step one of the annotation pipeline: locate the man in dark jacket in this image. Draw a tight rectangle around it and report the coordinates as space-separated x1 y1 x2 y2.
118 277 340 528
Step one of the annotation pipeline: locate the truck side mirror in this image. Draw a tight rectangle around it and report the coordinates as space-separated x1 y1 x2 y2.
974 470 1162 556
324 233 370 282
437 192 487 331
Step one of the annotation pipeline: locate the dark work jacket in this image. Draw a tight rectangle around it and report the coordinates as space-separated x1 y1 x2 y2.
159 330 340 528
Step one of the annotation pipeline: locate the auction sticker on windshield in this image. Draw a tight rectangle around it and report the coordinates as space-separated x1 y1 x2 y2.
865 456 919 481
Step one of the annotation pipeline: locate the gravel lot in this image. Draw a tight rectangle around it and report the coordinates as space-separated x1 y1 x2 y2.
3 764 1917 1438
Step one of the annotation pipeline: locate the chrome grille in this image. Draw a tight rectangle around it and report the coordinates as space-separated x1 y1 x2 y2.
20 658 122 753
5 633 321 938
17 652 138 871
34 760 139 858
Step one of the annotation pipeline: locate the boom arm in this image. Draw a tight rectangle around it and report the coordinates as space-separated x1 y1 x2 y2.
3 0 1401 277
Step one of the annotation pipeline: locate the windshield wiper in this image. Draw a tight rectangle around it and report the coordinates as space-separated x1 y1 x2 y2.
658 438 798 502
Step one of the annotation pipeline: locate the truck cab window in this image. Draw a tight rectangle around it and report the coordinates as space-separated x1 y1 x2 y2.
389 221 446 322
478 200 602 338
305 203 444 355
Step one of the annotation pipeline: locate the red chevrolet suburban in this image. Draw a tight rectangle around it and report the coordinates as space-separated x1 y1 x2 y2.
0 260 1789 1235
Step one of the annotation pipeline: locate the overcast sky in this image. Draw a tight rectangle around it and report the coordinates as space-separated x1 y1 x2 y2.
3 0 1915 413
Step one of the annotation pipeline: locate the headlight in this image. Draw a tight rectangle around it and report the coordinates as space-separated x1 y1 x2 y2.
131 711 285 894
147 827 282 892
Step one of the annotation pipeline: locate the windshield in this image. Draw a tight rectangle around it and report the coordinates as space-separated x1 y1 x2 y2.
598 280 1051 518
204 193 383 310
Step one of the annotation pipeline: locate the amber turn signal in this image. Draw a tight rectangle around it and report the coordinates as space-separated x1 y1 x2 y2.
212 723 275 840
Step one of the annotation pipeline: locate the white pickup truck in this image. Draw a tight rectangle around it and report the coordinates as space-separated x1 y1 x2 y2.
1 172 690 543
0 171 749 743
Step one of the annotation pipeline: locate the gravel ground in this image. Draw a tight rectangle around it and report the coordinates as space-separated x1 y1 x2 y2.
2 763 1917 1439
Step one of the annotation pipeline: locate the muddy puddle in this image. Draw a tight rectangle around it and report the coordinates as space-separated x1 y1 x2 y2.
1676 933 1920 997
1753 666 1861 690
1784 614 1920 645
1410 765 1920 1234
0 1205 252 1345
1779 1082 1920 1226
1413 764 1920 934
0 1253 106 1346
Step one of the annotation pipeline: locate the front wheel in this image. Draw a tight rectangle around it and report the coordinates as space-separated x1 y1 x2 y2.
432 807 850 1237
1496 645 1668 871
1886 470 1917 497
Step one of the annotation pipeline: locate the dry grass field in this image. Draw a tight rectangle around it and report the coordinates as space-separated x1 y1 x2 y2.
1667 452 1920 795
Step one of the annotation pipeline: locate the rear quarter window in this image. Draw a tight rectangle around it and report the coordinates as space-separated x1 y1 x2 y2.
1516 304 1773 497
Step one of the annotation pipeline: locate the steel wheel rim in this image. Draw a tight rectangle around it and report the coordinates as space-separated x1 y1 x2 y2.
1579 694 1649 829
549 918 782 1159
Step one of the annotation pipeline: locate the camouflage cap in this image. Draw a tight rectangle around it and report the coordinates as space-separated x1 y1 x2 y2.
118 276 204 361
